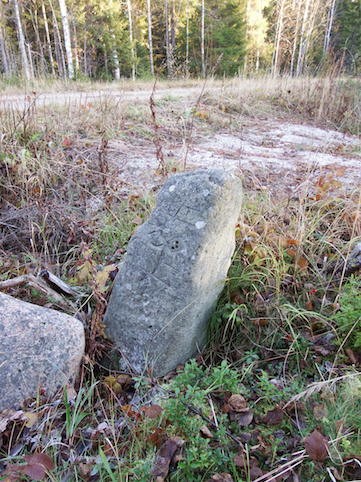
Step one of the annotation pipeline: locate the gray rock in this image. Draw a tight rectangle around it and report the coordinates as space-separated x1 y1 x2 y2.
0 293 84 410
104 169 242 376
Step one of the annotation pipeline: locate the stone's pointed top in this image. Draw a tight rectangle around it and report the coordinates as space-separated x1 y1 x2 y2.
104 169 242 376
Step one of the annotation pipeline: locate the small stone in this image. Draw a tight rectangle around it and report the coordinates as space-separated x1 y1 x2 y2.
0 293 85 410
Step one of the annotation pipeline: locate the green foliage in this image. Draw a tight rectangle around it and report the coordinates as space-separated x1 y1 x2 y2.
63 383 96 440
332 276 361 349
335 0 361 73
161 360 242 480
178 0 247 76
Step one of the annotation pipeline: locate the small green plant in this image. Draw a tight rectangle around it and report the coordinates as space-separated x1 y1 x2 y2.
63 383 96 441
333 276 361 349
160 360 243 481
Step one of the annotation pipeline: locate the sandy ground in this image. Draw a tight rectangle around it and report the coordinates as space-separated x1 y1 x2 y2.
1 86 360 197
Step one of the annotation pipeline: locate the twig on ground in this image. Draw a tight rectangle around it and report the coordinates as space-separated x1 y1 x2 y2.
0 274 77 311
253 452 307 482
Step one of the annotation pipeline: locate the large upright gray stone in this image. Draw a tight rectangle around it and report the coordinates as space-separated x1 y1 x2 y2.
0 293 84 410
104 169 242 376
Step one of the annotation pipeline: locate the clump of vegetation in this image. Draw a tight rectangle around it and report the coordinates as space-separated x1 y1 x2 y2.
333 276 361 349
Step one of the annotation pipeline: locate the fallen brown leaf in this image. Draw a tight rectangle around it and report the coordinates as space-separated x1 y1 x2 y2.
207 473 234 482
227 394 248 412
250 464 263 481
23 453 54 480
304 429 329 462
234 452 246 469
151 436 184 480
200 425 213 439
263 407 284 426
141 404 163 419
236 410 254 427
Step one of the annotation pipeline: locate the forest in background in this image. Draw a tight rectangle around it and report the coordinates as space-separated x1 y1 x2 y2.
0 0 361 82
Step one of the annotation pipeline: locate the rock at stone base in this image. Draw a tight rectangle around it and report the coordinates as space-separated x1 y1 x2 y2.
104 169 242 376
0 293 85 411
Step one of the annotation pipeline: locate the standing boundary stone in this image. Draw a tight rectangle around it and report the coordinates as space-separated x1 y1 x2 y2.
104 169 242 376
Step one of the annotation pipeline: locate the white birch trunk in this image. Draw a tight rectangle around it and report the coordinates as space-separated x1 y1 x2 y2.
272 0 285 77
296 0 311 76
323 0 337 54
146 0 154 76
26 41 35 77
48 0 66 77
185 0 189 77
165 0 172 76
30 8 46 75
0 4 10 75
72 18 79 74
290 0 302 75
58 0 74 79
12 0 31 79
126 0 136 81
201 0 205 77
112 48 120 79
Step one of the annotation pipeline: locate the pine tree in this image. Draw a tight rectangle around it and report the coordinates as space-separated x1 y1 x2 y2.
335 0 361 73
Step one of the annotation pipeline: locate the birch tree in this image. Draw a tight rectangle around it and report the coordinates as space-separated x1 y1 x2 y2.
58 0 74 78
185 0 190 76
271 0 285 76
41 1 55 75
12 0 32 79
126 0 135 80
0 3 10 75
201 0 205 77
146 0 154 75
323 0 337 54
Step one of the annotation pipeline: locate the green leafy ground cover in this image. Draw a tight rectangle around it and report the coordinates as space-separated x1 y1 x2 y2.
0 77 360 481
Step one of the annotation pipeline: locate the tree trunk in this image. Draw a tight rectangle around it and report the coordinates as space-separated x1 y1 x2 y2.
0 4 10 76
12 0 31 79
0 31 9 75
83 37 87 76
72 17 79 75
170 0 175 54
165 0 172 77
26 40 35 77
41 0 55 75
201 0 205 77
296 0 311 76
323 0 337 54
49 0 66 77
112 47 120 79
30 7 46 75
126 0 136 80
290 0 302 75
272 0 285 77
146 0 154 76
185 0 189 77
58 0 74 79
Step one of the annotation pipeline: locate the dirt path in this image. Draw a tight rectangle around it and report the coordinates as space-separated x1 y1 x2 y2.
0 85 206 110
